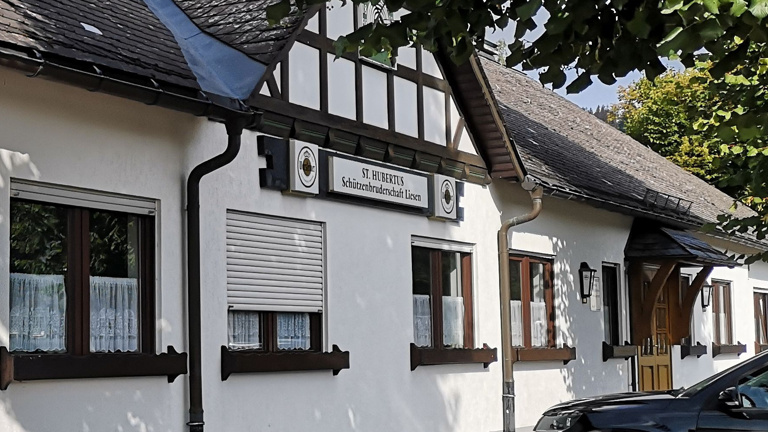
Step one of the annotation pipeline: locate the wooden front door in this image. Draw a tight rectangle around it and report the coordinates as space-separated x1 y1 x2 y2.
636 266 673 391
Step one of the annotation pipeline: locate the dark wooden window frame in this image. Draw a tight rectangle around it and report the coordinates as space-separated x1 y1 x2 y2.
755 291 768 354
713 280 734 345
410 246 496 370
602 263 622 346
261 312 322 353
508 255 575 364
510 255 555 349
711 279 746 357
2 198 186 388
221 311 350 377
601 263 636 362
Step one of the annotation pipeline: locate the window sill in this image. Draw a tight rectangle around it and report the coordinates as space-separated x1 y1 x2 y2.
756 343 768 354
680 341 708 359
409 343 497 370
512 345 576 365
0 346 187 390
220 344 350 380
602 342 637 362
712 343 747 357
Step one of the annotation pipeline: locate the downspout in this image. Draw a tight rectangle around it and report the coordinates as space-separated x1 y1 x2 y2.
186 116 250 432
499 178 544 432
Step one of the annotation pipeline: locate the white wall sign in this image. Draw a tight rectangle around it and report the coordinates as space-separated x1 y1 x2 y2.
289 140 319 195
328 156 429 209
433 174 457 220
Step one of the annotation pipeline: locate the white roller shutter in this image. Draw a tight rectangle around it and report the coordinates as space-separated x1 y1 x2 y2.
11 179 156 215
226 211 324 313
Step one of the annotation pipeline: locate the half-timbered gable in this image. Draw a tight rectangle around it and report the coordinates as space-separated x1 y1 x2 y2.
247 1 523 184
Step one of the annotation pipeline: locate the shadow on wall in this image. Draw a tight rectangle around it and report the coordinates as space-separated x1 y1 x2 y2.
489 183 629 427
552 237 626 402
326 222 495 432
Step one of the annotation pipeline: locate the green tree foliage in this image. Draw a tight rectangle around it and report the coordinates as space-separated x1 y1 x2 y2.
268 0 768 93
608 69 721 183
687 43 768 261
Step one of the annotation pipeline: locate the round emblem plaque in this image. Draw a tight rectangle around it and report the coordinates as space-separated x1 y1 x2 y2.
297 146 317 188
440 179 455 214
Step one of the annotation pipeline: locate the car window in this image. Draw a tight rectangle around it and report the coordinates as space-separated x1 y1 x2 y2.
739 366 768 408
680 351 768 398
679 368 735 397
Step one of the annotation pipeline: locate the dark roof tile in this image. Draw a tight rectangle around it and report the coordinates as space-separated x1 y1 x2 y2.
480 56 752 226
0 0 198 88
174 0 305 65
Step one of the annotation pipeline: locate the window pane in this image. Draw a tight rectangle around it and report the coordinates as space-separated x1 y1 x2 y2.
413 294 432 347
277 312 311 350
530 262 547 347
228 310 262 350
441 251 464 348
509 260 523 347
441 251 461 297
530 262 545 303
714 282 733 345
89 211 140 353
9 201 68 352
412 247 432 295
510 261 522 301
603 265 620 345
412 247 432 347
738 367 768 408
758 294 768 345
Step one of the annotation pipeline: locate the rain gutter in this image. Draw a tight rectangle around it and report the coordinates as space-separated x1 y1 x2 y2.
499 179 543 432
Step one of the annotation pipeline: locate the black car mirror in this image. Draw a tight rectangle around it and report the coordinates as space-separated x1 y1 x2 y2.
719 387 741 408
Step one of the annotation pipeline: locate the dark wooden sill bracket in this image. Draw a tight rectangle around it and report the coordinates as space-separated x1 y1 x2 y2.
602 342 637 362
221 344 350 380
712 342 747 357
410 343 497 371
512 344 576 365
680 341 708 359
0 346 187 390
756 343 768 354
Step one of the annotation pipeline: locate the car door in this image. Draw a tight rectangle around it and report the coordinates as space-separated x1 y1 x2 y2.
697 365 768 431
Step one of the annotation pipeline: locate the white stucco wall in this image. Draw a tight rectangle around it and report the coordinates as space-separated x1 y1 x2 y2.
0 66 191 432
492 185 635 430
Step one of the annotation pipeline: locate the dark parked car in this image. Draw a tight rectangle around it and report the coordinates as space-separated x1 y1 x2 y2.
534 350 768 431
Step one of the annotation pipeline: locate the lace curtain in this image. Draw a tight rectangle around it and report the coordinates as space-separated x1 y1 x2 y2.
277 312 310 350
413 294 432 347
90 276 139 353
9 273 66 352
228 310 262 350
510 300 523 347
531 301 548 347
718 311 728 344
443 296 465 348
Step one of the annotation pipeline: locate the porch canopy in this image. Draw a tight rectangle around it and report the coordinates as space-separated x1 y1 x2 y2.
625 222 738 346
625 226 736 267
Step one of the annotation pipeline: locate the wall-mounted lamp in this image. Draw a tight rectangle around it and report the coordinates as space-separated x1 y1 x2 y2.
701 284 714 310
579 262 597 304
